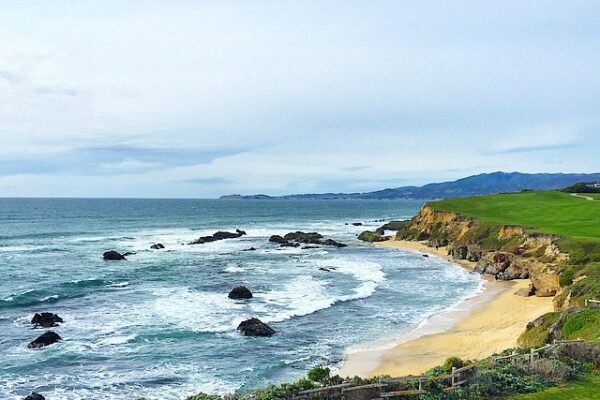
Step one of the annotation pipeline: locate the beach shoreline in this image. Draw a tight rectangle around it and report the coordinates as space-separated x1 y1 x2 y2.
339 239 554 378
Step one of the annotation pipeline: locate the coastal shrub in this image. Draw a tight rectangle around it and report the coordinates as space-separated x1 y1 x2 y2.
525 358 576 382
443 356 465 372
307 365 331 384
559 269 574 287
561 309 600 341
186 394 223 400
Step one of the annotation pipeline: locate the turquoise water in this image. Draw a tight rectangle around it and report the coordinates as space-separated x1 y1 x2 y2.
0 199 481 399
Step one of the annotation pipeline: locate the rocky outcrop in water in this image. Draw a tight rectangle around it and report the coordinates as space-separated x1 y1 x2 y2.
228 286 253 299
270 231 347 248
190 229 246 245
28 331 62 348
358 230 390 243
237 318 275 336
31 313 63 328
24 393 45 400
103 251 126 260
150 243 165 249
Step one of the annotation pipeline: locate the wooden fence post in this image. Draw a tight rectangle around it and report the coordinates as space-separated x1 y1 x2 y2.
530 348 535 365
451 367 456 387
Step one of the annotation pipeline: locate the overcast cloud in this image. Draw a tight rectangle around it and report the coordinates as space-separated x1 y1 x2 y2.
0 1 599 197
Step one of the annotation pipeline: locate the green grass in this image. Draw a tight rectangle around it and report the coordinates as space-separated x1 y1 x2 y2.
430 191 600 241
587 193 600 200
507 373 600 399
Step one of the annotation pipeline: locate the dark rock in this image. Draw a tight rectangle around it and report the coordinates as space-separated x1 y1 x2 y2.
375 227 386 235
237 318 275 336
122 251 136 257
283 231 324 243
273 231 346 248
28 331 62 349
319 267 332 272
190 229 246 245
422 254 429 257
378 221 408 231
31 313 63 328
301 245 320 249
24 393 45 400
150 243 165 249
242 247 257 251
228 286 253 299
320 239 347 248
103 251 126 260
269 235 288 244
351 222 363 226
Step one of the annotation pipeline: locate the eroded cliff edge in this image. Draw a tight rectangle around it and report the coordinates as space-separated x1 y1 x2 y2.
395 204 568 307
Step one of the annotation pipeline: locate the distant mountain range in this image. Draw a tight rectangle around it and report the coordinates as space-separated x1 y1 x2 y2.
220 172 600 200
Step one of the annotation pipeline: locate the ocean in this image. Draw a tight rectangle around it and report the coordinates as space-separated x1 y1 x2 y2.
0 198 482 399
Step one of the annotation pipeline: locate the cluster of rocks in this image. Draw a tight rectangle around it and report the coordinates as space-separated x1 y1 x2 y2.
189 229 246 245
226 285 275 336
32 312 63 328
150 243 165 250
27 312 63 350
269 231 346 248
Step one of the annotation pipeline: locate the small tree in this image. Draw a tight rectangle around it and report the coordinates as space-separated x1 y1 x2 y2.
307 366 331 384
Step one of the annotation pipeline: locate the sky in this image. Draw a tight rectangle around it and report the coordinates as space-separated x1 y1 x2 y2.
0 1 599 198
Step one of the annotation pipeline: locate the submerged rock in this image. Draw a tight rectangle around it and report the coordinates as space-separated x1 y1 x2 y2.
31 313 63 328
228 286 253 299
351 222 363 226
242 247 257 251
28 331 62 349
270 231 346 247
237 318 275 337
24 393 45 400
103 251 126 260
150 243 165 250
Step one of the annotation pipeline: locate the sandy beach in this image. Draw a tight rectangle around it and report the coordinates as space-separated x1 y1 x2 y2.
339 239 554 378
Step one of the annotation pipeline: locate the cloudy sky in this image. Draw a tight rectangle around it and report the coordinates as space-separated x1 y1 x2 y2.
1 1 599 198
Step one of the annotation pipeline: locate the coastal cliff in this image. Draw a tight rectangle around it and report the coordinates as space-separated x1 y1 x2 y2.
395 204 567 305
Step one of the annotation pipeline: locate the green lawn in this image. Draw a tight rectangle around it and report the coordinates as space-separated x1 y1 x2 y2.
507 374 600 399
587 193 600 200
430 191 600 240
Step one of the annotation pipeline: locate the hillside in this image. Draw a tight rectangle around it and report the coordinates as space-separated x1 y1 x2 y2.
221 172 600 200
394 190 600 347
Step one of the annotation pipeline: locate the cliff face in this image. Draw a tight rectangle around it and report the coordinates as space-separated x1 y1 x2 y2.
396 205 568 306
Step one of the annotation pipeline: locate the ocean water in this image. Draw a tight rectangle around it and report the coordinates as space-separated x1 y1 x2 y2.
0 198 482 399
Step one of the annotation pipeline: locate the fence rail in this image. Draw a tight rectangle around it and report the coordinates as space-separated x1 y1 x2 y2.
293 339 600 400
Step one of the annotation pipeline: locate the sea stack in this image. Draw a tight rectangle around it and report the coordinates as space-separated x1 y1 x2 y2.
28 331 62 349
228 286 253 299
237 318 275 336
31 312 63 328
103 251 126 260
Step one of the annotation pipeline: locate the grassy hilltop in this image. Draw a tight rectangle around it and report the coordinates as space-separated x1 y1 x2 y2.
429 191 600 240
